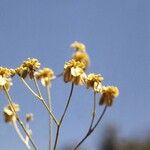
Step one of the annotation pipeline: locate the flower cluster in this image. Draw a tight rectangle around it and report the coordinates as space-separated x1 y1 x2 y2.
3 103 20 123
0 67 14 91
15 58 41 79
0 41 119 150
63 41 119 106
35 68 55 87
71 41 90 70
63 59 86 85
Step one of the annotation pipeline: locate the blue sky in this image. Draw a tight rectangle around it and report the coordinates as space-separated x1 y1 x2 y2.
0 0 149 149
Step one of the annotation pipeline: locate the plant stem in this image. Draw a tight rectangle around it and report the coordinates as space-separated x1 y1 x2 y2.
41 99 59 126
20 77 58 126
3 86 38 150
53 83 74 150
13 121 30 149
47 85 53 150
89 92 96 130
20 78 42 100
73 106 107 150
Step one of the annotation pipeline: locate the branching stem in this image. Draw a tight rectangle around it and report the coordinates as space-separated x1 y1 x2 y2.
3 86 38 150
53 83 74 150
20 77 58 126
73 106 107 150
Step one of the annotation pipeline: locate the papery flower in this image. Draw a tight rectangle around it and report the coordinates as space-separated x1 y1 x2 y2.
71 41 90 70
34 68 55 86
0 67 12 77
3 103 20 123
0 75 12 91
63 59 86 85
16 58 40 79
85 73 104 92
70 41 86 52
99 86 119 106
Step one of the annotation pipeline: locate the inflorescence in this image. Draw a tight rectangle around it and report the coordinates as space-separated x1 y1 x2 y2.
0 41 119 150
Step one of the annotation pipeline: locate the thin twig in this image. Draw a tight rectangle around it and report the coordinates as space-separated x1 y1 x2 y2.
3 86 38 150
33 77 42 98
53 83 74 150
41 99 59 126
20 78 42 100
20 77 58 125
47 85 53 150
73 106 107 150
13 121 30 149
89 92 96 130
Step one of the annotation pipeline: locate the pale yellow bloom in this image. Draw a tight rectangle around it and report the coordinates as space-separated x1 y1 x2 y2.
3 103 20 123
0 75 12 91
0 67 13 77
63 59 86 85
71 41 90 70
99 86 119 106
85 73 104 92
70 41 86 52
16 58 40 79
72 51 90 70
35 68 55 86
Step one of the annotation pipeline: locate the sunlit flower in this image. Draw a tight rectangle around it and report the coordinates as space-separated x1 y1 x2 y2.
63 59 86 85
0 75 12 91
85 73 104 92
3 103 20 123
9 69 16 77
35 68 55 86
99 86 119 106
0 67 12 77
71 41 90 70
16 58 40 79
70 41 86 52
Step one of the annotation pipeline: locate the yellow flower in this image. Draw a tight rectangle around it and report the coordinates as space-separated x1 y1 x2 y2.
70 41 86 52
63 59 86 85
0 75 12 91
0 67 12 77
85 73 104 92
99 86 119 106
35 68 55 86
3 103 20 123
71 41 90 70
16 58 40 79
72 51 90 70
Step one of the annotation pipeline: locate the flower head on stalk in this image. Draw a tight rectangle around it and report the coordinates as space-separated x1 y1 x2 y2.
0 67 16 77
0 67 14 91
3 103 20 123
63 59 86 85
34 68 55 87
15 58 40 79
85 73 104 93
99 86 119 106
71 41 90 70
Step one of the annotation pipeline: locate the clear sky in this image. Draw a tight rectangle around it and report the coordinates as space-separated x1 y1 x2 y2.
0 0 149 150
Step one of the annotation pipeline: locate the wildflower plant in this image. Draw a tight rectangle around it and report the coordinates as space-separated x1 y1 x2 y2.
0 41 119 150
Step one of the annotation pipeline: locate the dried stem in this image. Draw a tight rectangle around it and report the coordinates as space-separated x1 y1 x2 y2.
53 83 74 150
89 92 96 130
47 85 53 150
13 121 30 149
33 77 42 98
73 106 107 150
3 86 38 150
20 77 58 126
